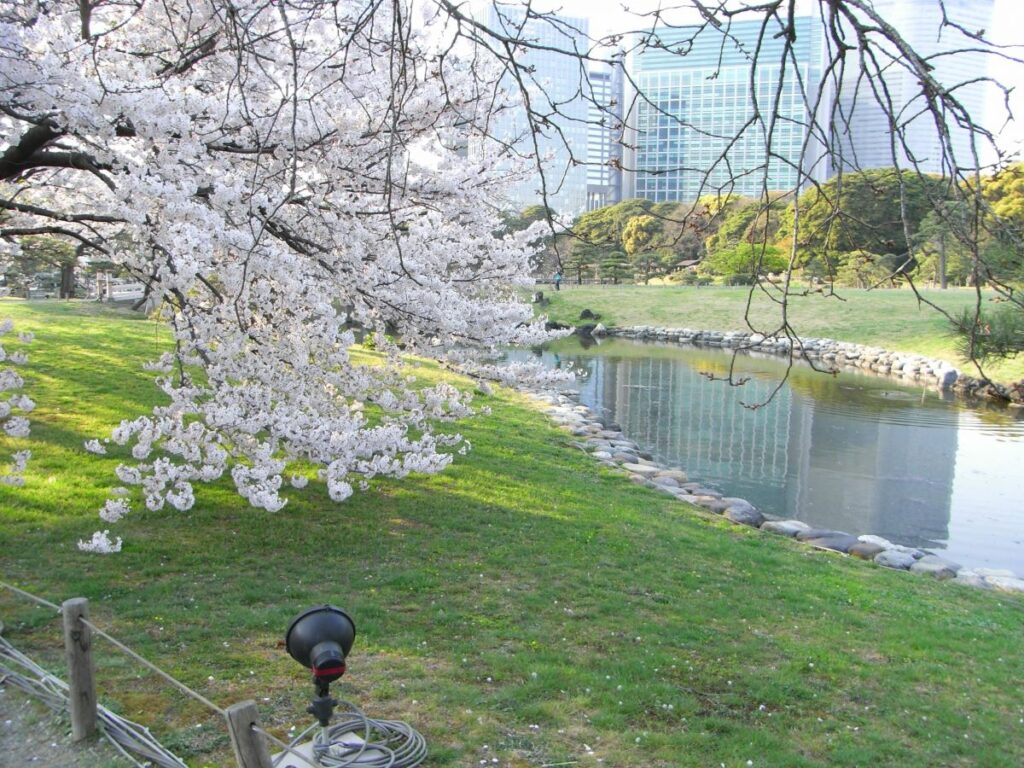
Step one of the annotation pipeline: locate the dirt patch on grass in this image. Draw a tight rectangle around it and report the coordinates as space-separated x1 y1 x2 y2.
0 685 130 767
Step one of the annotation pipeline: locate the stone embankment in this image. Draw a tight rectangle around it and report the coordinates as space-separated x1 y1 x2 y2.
588 323 1024 404
599 324 961 389
532 387 1024 594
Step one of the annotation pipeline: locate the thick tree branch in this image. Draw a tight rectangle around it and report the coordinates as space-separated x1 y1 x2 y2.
0 198 125 224
1 225 111 255
0 123 64 181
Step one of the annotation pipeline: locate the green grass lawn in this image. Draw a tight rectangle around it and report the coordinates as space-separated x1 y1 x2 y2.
537 285 1024 383
1 299 1023 768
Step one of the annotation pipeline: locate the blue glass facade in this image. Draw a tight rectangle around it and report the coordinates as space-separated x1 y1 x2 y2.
833 0 993 176
629 17 826 202
484 6 591 215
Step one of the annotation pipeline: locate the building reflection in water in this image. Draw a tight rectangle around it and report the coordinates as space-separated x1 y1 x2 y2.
574 346 957 550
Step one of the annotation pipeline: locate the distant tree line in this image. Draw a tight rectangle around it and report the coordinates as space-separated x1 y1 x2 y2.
514 166 1024 298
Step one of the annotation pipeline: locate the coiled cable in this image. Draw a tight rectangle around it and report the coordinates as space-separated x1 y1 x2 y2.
271 698 427 768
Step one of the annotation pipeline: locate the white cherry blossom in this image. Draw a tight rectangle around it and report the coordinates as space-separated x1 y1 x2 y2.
1 1 563 548
77 530 123 554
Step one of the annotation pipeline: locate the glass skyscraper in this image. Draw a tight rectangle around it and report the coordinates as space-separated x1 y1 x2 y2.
586 65 624 211
832 0 994 176
625 16 828 203
481 5 591 216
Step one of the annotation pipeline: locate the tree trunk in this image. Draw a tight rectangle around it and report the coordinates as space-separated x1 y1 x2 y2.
60 263 76 298
938 233 948 290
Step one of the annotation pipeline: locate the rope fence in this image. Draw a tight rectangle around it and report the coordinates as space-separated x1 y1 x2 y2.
77 616 225 716
0 579 60 611
0 632 188 768
0 579 275 768
0 580 427 768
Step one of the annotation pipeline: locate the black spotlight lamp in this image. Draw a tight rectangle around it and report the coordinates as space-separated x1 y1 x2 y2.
285 605 356 727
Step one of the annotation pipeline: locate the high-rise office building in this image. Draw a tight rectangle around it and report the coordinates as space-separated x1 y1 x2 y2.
479 4 591 216
586 65 625 211
832 0 994 175
624 16 828 203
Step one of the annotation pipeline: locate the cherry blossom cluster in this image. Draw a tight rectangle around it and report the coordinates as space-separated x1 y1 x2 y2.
1 1 561 548
77 530 123 555
0 319 33 487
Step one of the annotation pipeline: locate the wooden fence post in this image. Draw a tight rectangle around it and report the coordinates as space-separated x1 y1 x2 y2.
61 597 97 741
226 700 273 768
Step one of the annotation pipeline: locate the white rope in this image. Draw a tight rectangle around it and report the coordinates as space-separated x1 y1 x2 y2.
80 617 226 716
0 580 225 717
0 580 60 612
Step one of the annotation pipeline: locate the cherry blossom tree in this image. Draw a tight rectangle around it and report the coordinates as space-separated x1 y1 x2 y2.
1 0 1020 546
2 0 560 539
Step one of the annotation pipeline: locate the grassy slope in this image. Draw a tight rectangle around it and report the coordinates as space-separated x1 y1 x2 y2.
538 285 1024 383
0 299 1022 768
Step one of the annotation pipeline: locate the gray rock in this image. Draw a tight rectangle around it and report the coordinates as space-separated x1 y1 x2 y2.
954 571 991 589
985 575 1024 593
795 528 848 542
652 476 680 488
592 451 612 460
692 497 729 513
848 541 887 560
805 534 860 553
612 452 639 464
875 550 917 570
684 486 722 498
723 505 765 527
909 555 961 580
856 536 925 559
721 497 754 510
760 520 811 537
621 462 661 477
656 469 688 482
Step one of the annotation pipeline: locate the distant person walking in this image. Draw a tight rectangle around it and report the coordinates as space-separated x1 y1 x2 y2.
554 270 562 291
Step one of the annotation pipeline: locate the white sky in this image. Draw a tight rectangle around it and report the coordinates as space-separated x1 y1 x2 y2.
526 0 1024 157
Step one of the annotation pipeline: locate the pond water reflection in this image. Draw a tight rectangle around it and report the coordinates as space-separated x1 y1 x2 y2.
522 338 1024 573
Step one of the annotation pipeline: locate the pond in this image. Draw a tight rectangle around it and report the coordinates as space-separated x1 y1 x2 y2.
518 337 1024 574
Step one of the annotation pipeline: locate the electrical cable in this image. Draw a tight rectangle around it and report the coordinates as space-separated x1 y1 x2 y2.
269 698 427 768
0 634 188 768
1 582 426 768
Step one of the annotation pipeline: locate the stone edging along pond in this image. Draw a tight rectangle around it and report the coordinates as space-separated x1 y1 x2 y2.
523 323 1024 593
583 322 1024 403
